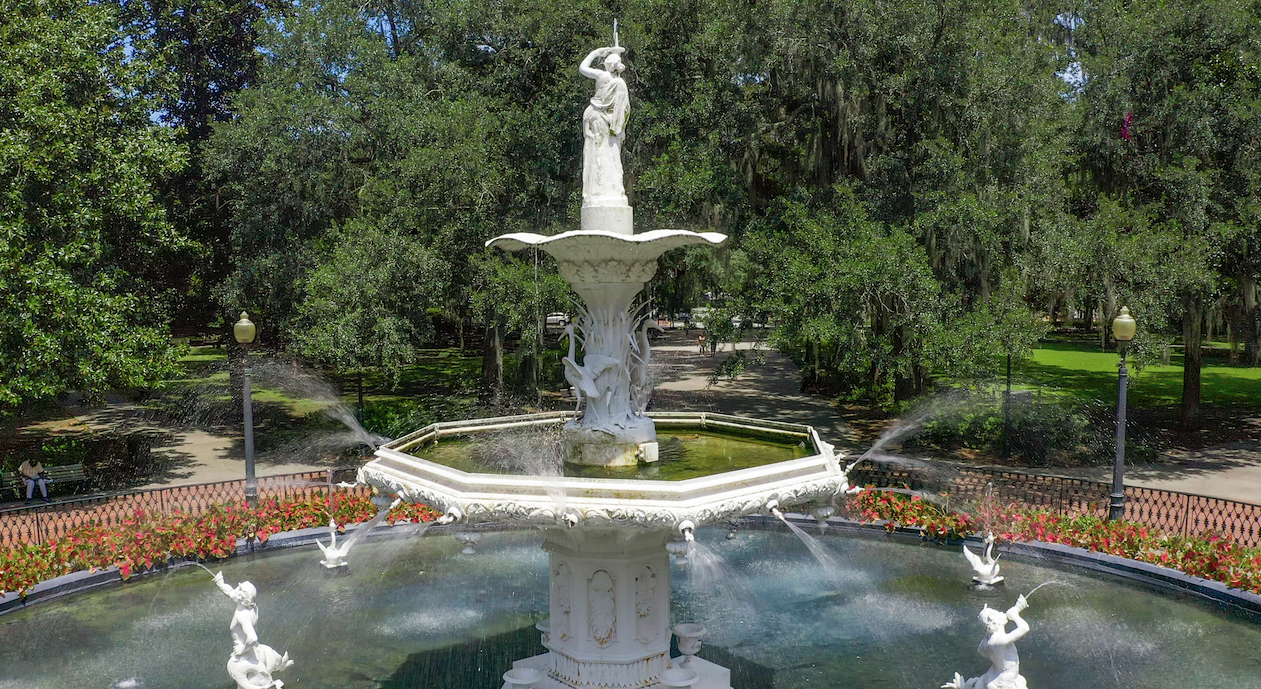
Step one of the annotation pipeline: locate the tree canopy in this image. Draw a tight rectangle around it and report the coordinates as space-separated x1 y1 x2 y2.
6 0 1261 422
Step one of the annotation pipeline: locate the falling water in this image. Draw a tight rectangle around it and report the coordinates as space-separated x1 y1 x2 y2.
685 539 762 615
775 514 847 586
186 561 218 578
320 499 401 565
248 357 390 450
474 425 567 514
151 353 390 464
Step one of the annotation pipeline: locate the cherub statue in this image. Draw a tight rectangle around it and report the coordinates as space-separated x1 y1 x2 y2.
942 595 1030 689
962 531 1003 585
213 572 294 689
579 43 629 207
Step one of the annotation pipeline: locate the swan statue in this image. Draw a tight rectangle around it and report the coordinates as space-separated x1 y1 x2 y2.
317 497 402 568
561 322 621 420
962 531 1003 585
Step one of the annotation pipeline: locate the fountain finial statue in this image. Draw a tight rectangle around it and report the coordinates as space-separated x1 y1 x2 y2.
213 572 294 689
485 27 725 464
579 32 629 210
942 595 1030 689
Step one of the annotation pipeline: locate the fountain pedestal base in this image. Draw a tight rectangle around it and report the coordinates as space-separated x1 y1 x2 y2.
510 528 732 689
507 653 731 689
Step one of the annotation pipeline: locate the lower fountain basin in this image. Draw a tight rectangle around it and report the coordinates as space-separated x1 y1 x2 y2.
3 525 1259 688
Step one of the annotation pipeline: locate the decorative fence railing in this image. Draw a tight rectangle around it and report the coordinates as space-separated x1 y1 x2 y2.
3 463 1261 550
849 463 1261 548
0 468 363 548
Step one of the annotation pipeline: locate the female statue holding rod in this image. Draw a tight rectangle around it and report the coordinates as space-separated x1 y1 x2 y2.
579 45 629 207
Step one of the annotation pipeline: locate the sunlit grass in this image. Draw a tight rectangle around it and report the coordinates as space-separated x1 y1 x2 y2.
1017 341 1261 411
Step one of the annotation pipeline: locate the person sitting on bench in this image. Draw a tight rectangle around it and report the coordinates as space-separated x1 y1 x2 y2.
19 459 51 504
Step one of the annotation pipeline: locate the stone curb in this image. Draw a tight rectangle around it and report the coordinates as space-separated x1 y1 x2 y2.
5 515 1261 620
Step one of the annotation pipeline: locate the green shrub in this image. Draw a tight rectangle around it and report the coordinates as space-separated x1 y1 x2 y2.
362 396 478 439
909 397 1113 466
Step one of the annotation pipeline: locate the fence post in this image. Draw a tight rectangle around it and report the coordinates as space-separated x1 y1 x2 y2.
1182 495 1192 538
1058 481 1066 516
34 507 43 546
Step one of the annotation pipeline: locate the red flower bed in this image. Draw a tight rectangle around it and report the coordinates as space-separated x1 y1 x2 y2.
851 490 1261 594
0 492 437 597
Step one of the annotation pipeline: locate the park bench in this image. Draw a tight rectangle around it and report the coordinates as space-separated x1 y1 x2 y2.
1 464 88 501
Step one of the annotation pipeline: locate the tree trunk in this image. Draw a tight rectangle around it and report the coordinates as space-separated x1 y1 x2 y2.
892 324 920 402
1181 294 1204 429
1099 299 1109 351
480 310 503 406
1244 275 1259 365
456 317 465 352
357 371 365 423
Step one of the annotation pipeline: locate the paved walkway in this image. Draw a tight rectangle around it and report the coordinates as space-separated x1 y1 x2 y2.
1041 440 1261 505
5 394 333 509
647 331 857 452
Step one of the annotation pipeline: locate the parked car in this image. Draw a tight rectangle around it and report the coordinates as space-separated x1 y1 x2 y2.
545 312 570 329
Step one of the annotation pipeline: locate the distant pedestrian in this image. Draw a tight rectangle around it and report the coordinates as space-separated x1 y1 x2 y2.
19 459 51 504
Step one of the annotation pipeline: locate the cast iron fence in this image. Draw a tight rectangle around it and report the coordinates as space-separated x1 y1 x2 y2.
0 468 362 548
849 463 1261 547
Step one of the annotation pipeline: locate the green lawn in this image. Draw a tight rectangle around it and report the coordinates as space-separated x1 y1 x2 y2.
1018 341 1261 411
160 345 496 441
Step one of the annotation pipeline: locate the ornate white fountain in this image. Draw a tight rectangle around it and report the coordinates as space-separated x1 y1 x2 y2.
358 30 859 689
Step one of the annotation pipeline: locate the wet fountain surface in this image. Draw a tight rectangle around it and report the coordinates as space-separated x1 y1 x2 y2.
411 428 809 481
3 527 1260 689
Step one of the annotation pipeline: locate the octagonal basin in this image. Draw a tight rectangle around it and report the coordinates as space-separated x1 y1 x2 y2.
360 412 848 531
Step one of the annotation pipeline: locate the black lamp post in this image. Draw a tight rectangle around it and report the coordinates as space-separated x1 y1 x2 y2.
234 312 258 507
1109 306 1136 521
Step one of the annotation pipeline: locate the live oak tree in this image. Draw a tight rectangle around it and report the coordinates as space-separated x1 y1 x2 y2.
0 0 187 408
291 222 446 417
1071 0 1260 426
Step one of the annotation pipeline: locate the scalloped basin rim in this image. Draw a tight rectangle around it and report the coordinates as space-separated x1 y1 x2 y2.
485 228 728 250
372 446 834 493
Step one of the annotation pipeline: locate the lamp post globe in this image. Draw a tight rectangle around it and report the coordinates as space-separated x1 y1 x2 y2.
1109 306 1136 521
234 312 257 345
1112 307 1136 343
235 312 258 506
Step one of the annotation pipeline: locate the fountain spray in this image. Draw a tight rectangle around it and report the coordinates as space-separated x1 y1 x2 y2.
1024 580 1072 599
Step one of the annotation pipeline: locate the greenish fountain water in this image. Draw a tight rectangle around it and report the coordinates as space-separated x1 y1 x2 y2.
412 428 810 480
1 528 1259 689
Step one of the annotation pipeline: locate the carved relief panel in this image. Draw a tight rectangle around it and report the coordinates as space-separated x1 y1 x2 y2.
555 562 572 642
635 565 657 644
588 569 617 647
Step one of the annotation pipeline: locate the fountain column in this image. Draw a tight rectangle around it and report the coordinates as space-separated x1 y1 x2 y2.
510 528 731 689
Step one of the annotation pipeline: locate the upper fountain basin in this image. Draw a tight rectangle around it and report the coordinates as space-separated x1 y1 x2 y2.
358 411 848 531
487 229 726 284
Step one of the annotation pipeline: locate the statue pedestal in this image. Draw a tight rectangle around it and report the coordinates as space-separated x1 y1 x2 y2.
582 205 633 235
510 528 732 689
